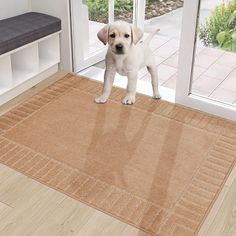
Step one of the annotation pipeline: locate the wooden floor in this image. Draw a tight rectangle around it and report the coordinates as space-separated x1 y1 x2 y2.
0 71 235 236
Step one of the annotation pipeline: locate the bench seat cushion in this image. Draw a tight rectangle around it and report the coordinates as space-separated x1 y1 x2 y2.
0 12 61 55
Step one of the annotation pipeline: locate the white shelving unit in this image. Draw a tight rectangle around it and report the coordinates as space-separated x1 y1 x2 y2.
0 56 12 94
0 32 60 105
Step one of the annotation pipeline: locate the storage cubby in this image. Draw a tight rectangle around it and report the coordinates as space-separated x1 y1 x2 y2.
38 34 60 71
0 32 60 106
0 56 12 91
11 44 39 86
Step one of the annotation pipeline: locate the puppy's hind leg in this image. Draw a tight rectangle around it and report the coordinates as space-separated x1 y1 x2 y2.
95 69 116 104
147 64 161 100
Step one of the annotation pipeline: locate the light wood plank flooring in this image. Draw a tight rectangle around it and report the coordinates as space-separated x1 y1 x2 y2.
0 71 235 236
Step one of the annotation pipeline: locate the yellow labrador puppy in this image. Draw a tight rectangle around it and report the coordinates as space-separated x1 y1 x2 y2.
95 21 161 105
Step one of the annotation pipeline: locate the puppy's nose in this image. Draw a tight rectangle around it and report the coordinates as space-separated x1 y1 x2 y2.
115 43 123 51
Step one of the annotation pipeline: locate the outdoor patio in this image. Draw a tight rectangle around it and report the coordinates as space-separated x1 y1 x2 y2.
141 34 236 105
86 0 236 106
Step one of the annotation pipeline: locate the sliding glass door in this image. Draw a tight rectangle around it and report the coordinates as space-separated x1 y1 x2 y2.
70 0 236 121
176 0 236 121
70 0 107 72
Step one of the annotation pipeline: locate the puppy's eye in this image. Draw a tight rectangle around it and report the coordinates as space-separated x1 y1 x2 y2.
124 34 130 38
110 33 116 38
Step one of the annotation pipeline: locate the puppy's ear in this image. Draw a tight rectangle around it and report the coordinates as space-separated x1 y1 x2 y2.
131 25 143 45
97 25 110 45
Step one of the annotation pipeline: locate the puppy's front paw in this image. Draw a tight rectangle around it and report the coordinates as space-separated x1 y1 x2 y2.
95 95 108 104
122 94 136 105
153 94 161 100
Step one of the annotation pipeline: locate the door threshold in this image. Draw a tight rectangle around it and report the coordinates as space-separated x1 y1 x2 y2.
79 66 176 103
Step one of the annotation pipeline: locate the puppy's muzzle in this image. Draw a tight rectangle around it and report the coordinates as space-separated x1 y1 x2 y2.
115 43 124 54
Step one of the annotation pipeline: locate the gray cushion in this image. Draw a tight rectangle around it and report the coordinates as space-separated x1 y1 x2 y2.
0 12 61 55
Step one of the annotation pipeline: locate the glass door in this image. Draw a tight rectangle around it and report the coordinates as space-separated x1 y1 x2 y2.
70 0 146 72
176 0 236 121
70 0 108 72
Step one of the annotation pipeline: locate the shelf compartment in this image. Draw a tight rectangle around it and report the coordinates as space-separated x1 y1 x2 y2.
38 34 60 71
0 55 13 93
11 44 39 86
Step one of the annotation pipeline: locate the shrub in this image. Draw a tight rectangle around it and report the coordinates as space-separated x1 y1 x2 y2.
86 0 133 23
199 0 236 52
86 0 108 22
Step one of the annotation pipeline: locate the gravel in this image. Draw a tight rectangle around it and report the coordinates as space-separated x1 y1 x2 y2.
145 0 184 19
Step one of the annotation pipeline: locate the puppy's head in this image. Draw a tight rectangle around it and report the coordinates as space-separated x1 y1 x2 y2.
97 21 143 55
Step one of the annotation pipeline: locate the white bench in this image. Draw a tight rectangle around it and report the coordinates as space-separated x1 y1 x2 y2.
0 12 61 105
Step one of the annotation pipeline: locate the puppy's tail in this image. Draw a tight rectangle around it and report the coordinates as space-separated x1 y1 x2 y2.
143 28 160 46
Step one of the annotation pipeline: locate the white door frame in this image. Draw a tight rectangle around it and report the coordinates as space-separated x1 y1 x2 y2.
133 0 146 30
108 0 114 23
70 0 107 72
176 0 236 121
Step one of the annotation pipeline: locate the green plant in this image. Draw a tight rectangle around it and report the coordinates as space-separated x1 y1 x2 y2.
86 0 108 22
216 28 236 51
115 0 133 14
199 0 236 52
86 0 133 23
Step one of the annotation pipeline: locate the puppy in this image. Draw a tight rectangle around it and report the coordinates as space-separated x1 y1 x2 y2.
95 21 161 105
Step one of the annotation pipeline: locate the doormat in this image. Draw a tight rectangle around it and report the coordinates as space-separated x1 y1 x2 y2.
0 74 235 235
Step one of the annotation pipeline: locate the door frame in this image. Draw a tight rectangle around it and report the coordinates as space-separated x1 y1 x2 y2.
70 0 107 72
133 0 146 29
176 0 236 121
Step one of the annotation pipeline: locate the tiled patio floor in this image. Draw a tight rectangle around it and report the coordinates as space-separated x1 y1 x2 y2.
140 35 236 105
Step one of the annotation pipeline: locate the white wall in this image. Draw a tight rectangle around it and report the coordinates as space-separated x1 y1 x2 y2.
30 0 73 71
0 0 30 19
